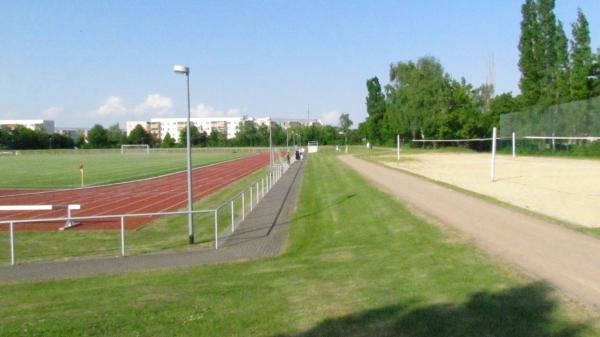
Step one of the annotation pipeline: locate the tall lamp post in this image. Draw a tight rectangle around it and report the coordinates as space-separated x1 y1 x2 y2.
173 64 194 244
269 118 273 168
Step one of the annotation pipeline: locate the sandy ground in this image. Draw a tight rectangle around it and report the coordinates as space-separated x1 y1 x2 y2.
340 155 600 311
381 152 600 228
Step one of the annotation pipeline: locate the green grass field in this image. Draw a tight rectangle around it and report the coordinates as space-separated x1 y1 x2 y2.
0 167 267 264
0 149 247 189
0 153 597 336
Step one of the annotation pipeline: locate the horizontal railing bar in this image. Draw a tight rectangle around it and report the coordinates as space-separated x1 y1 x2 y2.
0 209 216 225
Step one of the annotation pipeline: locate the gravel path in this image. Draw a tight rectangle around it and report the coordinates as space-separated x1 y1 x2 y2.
340 155 600 311
0 160 304 284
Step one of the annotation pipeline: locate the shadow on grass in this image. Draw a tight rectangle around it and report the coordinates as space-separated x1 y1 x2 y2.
287 194 356 223
274 283 590 337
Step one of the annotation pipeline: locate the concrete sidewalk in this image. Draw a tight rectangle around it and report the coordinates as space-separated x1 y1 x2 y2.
0 160 305 284
340 155 600 311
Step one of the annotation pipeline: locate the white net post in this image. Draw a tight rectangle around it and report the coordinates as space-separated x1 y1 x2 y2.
512 132 516 158
491 127 497 182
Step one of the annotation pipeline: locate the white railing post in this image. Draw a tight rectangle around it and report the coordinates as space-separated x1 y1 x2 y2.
397 134 400 161
120 216 125 257
214 209 219 249
231 200 235 232
491 127 497 182
262 177 265 198
256 182 259 203
9 221 15 266
242 191 245 220
250 186 253 211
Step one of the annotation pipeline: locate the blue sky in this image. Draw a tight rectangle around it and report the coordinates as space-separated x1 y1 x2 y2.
1 1 599 128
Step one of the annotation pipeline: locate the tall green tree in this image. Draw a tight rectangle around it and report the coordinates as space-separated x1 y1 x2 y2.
87 124 109 148
537 0 559 107
555 21 571 102
160 133 176 148
570 9 593 100
235 120 259 146
365 77 386 144
127 124 154 146
339 113 353 133
179 125 205 146
519 0 541 106
207 130 226 147
387 57 450 140
592 51 600 97
107 124 125 148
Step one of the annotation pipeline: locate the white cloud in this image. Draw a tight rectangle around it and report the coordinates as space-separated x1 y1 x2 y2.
42 106 63 119
134 94 173 116
321 111 340 126
92 96 126 117
192 103 240 118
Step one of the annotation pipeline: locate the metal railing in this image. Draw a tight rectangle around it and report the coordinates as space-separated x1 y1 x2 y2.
1 157 295 266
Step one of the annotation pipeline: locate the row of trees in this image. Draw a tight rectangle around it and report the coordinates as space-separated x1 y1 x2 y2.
519 0 599 107
0 126 74 150
362 0 600 145
0 117 361 150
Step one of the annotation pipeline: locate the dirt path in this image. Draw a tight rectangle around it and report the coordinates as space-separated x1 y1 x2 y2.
340 155 600 311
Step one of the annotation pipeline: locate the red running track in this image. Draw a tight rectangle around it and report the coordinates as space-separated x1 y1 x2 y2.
0 153 269 231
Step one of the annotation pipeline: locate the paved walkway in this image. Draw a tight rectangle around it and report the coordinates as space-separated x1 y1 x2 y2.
340 155 600 311
0 160 304 284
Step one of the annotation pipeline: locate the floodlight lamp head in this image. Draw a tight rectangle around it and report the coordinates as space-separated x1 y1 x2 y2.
173 65 190 74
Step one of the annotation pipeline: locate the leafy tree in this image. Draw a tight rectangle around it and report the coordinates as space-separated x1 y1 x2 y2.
161 133 176 148
365 77 386 144
207 130 226 147
75 134 86 148
87 124 109 148
107 124 125 148
555 21 571 102
127 124 153 146
235 120 259 146
386 57 450 140
178 125 208 146
48 133 74 149
570 9 593 100
339 113 353 133
537 0 560 107
592 51 600 97
519 0 542 106
0 127 10 149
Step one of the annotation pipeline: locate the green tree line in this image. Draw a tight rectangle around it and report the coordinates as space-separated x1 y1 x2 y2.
362 0 600 146
0 126 74 150
1 116 363 150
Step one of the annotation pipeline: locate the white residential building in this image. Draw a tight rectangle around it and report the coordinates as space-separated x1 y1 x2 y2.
125 116 325 143
0 120 55 133
126 117 245 141
271 118 323 128
126 121 150 133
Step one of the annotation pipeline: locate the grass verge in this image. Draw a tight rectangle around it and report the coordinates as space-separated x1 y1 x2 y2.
0 153 598 336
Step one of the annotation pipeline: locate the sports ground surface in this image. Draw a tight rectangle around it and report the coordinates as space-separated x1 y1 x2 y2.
0 149 247 189
1 152 599 336
0 152 270 231
374 151 600 228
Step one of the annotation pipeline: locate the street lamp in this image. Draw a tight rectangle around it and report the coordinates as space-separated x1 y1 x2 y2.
173 64 194 244
269 118 273 168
